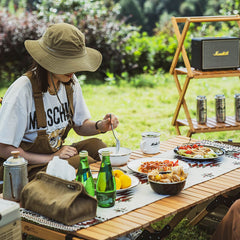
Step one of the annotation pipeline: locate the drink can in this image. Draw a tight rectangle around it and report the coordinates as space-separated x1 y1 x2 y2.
196 96 207 124
235 93 240 122
215 94 226 123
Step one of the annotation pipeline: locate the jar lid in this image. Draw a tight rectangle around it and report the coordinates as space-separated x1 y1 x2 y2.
142 132 161 137
3 151 27 166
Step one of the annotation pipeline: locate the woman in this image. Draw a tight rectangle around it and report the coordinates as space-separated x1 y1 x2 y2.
0 22 119 183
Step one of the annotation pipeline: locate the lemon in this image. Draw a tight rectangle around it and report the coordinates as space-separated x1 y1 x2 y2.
115 177 122 190
119 174 131 189
113 169 124 178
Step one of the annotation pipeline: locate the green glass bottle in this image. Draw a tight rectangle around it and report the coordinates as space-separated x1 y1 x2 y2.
76 150 95 197
96 150 116 208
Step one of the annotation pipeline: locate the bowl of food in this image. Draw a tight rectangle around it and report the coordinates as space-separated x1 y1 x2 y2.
148 166 188 195
98 147 132 166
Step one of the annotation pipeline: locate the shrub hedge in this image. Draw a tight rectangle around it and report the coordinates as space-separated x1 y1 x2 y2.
0 1 181 84
1 0 237 84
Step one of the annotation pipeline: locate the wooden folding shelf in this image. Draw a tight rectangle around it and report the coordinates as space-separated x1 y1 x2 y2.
170 15 240 137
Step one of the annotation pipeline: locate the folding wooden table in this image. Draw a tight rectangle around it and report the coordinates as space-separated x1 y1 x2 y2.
19 135 240 240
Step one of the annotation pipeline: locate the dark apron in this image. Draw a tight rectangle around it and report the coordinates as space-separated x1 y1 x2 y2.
20 73 75 181
0 73 74 182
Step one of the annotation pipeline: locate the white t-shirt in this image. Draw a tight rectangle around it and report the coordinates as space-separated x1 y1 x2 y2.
0 75 91 148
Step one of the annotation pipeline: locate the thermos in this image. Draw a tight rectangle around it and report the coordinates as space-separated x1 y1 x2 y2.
3 151 28 201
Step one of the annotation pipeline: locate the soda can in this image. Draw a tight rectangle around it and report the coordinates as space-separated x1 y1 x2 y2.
196 96 207 124
234 93 240 122
215 94 226 123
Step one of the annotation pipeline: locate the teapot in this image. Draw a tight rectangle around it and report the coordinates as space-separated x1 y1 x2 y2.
3 151 28 201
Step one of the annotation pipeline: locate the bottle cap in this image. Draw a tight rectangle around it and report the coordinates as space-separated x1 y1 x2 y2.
80 150 88 157
101 150 110 156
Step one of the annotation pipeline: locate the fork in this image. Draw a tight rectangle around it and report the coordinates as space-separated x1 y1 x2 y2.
110 114 120 153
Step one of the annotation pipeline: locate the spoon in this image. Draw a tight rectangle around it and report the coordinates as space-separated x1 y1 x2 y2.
110 114 120 154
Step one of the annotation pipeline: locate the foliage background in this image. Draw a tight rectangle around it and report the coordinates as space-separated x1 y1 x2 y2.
0 0 239 84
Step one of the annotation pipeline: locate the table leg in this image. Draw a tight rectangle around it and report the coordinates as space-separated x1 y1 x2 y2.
136 208 192 240
188 192 240 226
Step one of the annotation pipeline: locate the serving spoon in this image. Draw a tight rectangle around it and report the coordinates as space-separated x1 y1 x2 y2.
110 114 120 154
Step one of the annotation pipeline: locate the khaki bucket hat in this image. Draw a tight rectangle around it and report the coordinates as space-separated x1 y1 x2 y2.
24 23 102 74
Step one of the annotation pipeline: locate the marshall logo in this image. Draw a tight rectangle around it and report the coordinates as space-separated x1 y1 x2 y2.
213 51 229 56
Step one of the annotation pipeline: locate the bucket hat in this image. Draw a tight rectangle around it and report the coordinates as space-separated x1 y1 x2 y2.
24 23 102 74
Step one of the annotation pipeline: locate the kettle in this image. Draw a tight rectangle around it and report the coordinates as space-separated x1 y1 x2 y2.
3 151 28 201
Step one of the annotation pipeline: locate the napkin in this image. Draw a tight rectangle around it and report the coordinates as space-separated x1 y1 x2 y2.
46 156 76 181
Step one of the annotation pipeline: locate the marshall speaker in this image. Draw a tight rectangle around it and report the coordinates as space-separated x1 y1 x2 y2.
191 37 240 71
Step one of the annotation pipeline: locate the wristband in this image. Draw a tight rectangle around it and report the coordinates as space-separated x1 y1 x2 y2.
95 120 106 134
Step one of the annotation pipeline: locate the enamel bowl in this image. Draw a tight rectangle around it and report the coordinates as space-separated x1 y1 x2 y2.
98 147 132 166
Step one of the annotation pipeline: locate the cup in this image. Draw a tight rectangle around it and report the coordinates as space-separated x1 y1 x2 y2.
140 132 160 154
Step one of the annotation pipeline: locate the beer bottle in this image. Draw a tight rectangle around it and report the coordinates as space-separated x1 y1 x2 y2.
96 150 116 208
76 150 95 197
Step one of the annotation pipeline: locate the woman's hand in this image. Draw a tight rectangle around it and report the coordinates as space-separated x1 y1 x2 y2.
73 113 119 136
54 145 78 159
98 113 119 132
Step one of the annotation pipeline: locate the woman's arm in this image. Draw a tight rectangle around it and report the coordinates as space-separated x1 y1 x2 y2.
0 143 78 164
73 113 119 136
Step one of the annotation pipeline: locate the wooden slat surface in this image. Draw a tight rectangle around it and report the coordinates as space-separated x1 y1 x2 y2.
21 221 83 240
177 116 240 133
21 136 240 240
175 68 240 78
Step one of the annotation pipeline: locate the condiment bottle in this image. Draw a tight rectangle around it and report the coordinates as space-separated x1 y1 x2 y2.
96 150 116 208
76 150 95 197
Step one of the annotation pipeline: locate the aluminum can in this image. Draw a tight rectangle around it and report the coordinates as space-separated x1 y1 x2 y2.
234 93 240 122
196 96 207 124
215 94 226 123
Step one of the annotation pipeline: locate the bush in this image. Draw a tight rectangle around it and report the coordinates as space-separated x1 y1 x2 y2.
0 0 237 85
0 9 47 83
32 0 145 79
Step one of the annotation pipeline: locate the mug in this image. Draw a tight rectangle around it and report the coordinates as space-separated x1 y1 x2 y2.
140 132 160 154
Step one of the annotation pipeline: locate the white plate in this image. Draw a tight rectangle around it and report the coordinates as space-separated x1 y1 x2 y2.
92 173 139 193
127 157 189 175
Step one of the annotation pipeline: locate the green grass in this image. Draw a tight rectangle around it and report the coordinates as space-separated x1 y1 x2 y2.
1 72 239 239
65 73 240 149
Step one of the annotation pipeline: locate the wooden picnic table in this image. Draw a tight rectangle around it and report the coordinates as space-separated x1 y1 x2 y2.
20 135 240 240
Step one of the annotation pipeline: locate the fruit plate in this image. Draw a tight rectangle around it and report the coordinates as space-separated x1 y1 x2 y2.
92 173 139 193
173 144 225 160
116 175 140 193
127 157 189 175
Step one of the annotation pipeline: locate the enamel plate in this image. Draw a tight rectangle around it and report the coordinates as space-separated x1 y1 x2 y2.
127 157 189 175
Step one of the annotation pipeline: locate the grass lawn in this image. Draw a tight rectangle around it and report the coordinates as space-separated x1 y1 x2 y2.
65 73 240 149
1 72 239 240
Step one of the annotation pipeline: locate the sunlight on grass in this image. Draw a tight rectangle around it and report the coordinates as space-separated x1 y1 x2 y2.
65 74 240 150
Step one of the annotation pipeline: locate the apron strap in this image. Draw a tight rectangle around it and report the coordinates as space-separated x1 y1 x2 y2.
27 72 47 129
62 83 74 141
65 83 74 120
